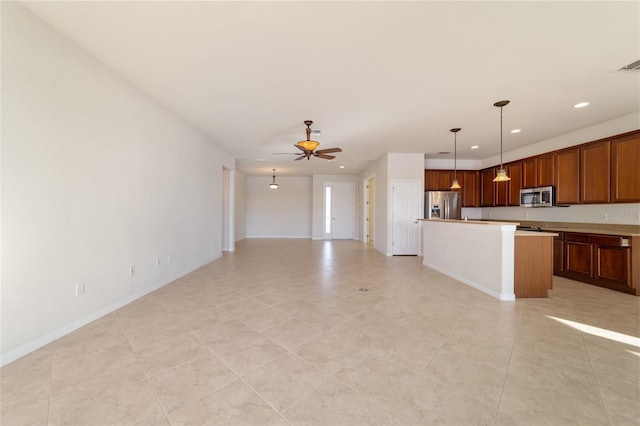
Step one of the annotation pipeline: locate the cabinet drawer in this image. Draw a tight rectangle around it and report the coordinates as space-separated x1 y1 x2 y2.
590 235 629 247
566 233 590 243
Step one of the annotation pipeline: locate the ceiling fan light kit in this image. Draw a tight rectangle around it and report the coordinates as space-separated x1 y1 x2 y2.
280 120 342 161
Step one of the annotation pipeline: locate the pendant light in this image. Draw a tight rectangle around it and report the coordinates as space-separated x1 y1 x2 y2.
450 128 462 189
269 169 279 190
493 100 511 182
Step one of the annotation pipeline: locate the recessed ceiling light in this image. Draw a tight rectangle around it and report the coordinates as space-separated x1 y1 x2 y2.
257 158 266 162
470 145 479 149
574 102 590 108
339 165 345 169
511 129 521 134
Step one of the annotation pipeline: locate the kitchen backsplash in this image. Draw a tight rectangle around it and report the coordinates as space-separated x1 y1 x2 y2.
461 203 640 226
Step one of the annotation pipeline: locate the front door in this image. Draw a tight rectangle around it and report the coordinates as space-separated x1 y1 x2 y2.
331 182 355 239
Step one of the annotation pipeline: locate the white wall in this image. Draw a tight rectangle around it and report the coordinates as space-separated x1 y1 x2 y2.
246 176 312 238
311 175 361 240
234 170 247 241
1 3 235 365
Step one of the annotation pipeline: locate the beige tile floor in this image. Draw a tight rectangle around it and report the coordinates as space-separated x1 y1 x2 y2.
2 239 639 425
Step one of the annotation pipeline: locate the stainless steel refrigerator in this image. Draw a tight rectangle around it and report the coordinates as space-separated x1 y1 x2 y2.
425 191 461 220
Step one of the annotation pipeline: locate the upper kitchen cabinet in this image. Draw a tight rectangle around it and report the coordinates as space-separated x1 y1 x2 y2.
480 168 495 207
537 153 555 186
611 134 640 203
555 147 580 204
507 161 523 206
522 158 538 188
461 171 479 207
581 141 611 203
424 170 453 191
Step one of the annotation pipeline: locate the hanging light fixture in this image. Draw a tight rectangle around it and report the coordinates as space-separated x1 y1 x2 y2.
493 100 511 182
450 128 462 189
269 169 279 190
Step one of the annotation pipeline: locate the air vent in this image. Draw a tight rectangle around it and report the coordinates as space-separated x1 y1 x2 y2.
438 151 450 155
620 59 640 70
311 129 322 135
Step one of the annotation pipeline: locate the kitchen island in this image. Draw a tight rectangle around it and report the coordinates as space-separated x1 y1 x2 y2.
419 219 556 300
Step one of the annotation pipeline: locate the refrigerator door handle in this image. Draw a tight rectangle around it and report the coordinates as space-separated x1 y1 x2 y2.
444 197 449 219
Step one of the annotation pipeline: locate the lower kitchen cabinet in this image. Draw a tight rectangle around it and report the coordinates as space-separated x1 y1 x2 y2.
555 231 637 295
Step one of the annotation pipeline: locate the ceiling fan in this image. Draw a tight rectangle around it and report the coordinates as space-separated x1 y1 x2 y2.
274 120 342 161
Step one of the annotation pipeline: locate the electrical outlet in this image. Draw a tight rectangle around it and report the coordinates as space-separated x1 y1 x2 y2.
75 282 85 296
129 265 135 277
155 258 161 267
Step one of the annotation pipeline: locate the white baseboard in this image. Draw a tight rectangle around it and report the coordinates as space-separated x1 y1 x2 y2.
246 235 312 239
0 253 219 367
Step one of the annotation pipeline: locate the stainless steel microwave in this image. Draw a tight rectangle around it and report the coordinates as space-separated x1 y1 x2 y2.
520 186 555 207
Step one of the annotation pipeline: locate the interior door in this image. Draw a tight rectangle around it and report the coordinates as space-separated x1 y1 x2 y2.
392 180 421 255
331 182 355 239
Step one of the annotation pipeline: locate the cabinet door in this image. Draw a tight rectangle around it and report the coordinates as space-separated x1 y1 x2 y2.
425 170 438 191
537 154 555 186
565 241 592 278
581 141 611 203
595 245 631 287
555 148 580 204
507 162 522 206
461 171 478 207
553 237 564 274
495 177 508 206
480 168 495 207
437 171 453 190
611 135 640 202
522 158 537 188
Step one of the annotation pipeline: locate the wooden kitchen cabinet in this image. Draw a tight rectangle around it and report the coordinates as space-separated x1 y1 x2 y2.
611 134 640 202
556 231 637 295
537 154 555 186
507 161 523 206
554 147 580 204
480 168 495 206
565 239 592 279
581 141 611 203
552 232 564 274
522 158 538 188
495 168 509 206
425 170 453 191
460 171 479 207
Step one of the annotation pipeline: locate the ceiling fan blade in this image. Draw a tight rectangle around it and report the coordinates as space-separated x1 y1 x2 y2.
316 154 336 160
294 155 306 161
315 147 342 154
272 153 300 155
294 144 307 152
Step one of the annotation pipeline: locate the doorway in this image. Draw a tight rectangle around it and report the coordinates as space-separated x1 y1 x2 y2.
366 176 375 247
221 167 234 251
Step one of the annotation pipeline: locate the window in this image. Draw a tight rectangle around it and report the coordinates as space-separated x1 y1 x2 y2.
325 185 332 234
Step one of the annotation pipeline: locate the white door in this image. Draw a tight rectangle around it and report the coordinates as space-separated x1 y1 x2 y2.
331 182 355 239
391 180 421 255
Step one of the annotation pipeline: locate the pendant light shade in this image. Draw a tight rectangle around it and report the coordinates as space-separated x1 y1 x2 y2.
450 128 462 189
269 169 279 190
493 100 511 182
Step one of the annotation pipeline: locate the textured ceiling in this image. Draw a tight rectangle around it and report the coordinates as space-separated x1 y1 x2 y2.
23 1 640 177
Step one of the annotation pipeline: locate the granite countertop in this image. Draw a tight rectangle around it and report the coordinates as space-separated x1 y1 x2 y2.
515 230 558 237
498 220 639 237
